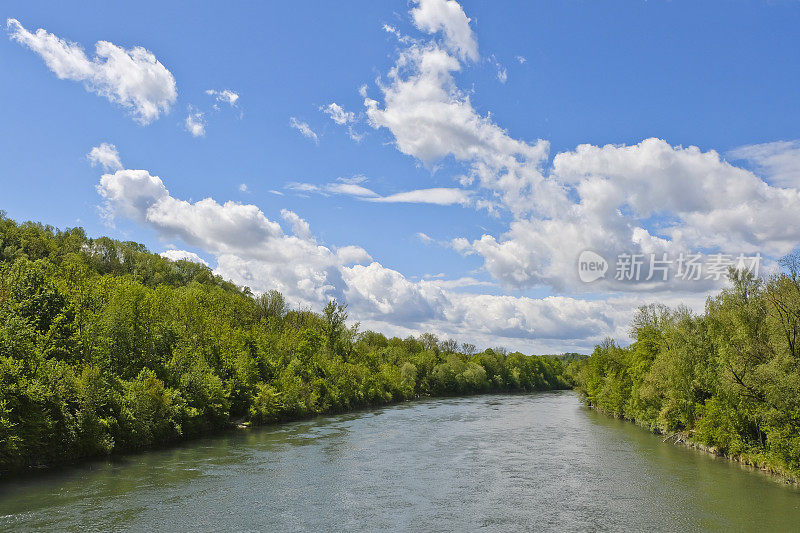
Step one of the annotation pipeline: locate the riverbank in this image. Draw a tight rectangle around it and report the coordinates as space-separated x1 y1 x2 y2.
1 386 571 478
583 402 800 486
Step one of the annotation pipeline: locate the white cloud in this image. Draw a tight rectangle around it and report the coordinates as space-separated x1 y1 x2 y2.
336 245 373 265
93 152 649 352
239 183 249 193
496 66 507 84
728 140 800 189
85 0 800 353
323 102 354 124
289 117 319 144
97 167 287 254
87 143 122 171
363 31 556 216
383 24 415 45
7 18 176 124
325 182 378 197
95 157 355 309
456 138 800 292
416 232 434 244
185 109 206 137
515 55 526 64
281 209 313 240
322 102 363 141
489 55 507 83
367 187 471 206
206 89 239 107
160 249 209 266
410 0 478 61
360 1 800 295
427 276 494 289
288 178 470 206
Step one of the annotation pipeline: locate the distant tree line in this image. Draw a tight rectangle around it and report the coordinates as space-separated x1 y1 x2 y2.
0 214 571 472
572 257 800 478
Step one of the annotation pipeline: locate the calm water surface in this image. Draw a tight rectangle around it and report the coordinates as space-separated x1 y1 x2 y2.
1 391 799 532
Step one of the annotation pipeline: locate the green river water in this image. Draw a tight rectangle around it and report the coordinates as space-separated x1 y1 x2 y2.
1 391 799 532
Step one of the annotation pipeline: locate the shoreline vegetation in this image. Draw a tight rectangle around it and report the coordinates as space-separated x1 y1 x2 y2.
0 215 571 474
570 255 800 485
584 404 799 485
3 214 799 489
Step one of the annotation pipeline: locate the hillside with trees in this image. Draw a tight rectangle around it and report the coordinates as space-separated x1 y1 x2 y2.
0 214 571 472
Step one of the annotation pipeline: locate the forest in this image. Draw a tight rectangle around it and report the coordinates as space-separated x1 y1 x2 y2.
573 258 800 479
0 214 571 472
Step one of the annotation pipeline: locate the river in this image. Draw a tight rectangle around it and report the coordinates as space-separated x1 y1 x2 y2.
1 391 799 532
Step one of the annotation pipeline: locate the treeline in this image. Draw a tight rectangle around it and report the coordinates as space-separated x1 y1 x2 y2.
574 259 800 477
0 215 570 472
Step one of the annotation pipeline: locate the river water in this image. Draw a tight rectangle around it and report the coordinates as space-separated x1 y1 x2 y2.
1 391 799 532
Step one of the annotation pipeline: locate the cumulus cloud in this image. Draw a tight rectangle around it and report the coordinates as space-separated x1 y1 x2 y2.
281 209 313 240
7 18 176 124
410 0 478 61
87 143 122 171
93 148 647 352
289 117 319 144
160 249 209 266
457 138 800 292
359 1 800 295
87 0 800 352
363 24 556 216
336 245 373 265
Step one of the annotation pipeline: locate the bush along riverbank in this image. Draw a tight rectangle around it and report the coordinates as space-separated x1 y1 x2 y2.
571 257 800 483
0 215 571 474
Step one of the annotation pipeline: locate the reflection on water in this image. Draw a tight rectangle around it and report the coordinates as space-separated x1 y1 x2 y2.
1 391 799 532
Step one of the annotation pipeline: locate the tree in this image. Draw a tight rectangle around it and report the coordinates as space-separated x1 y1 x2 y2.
440 338 459 353
256 290 287 321
322 299 348 357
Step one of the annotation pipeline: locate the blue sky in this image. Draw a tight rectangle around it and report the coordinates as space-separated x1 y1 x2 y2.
2 0 800 353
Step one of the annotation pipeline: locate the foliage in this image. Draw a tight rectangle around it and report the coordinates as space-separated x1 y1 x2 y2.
574 260 800 476
0 215 570 471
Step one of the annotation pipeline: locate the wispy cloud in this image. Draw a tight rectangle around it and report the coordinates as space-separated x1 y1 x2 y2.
427 276 495 289
416 232 434 244
289 117 319 144
321 102 363 141
287 177 471 206
206 89 239 108
368 187 471 206
185 108 206 137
